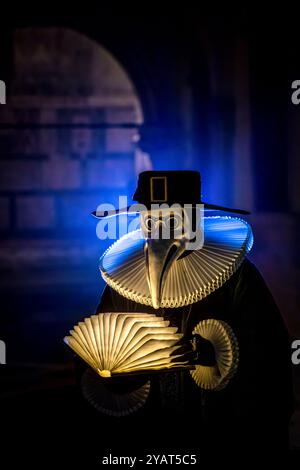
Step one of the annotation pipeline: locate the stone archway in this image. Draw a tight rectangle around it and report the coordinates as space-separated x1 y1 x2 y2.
0 27 151 244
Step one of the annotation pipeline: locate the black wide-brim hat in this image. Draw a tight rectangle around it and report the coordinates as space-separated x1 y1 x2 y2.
92 170 250 218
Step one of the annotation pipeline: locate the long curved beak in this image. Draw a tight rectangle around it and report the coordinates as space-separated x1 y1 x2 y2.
144 238 185 309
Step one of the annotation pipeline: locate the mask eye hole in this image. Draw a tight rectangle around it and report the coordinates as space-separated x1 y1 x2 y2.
144 216 156 232
165 214 181 231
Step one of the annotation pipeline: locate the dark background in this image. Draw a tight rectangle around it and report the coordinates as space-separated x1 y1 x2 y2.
0 6 299 460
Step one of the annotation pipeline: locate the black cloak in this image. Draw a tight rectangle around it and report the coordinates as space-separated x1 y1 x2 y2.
78 259 293 458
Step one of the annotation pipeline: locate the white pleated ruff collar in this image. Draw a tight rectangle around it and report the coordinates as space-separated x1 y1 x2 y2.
99 216 253 309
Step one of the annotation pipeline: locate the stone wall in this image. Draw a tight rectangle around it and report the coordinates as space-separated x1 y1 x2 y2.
0 27 145 268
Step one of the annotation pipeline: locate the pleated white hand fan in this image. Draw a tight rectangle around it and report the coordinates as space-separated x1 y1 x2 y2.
81 367 151 417
64 312 190 378
190 319 239 390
